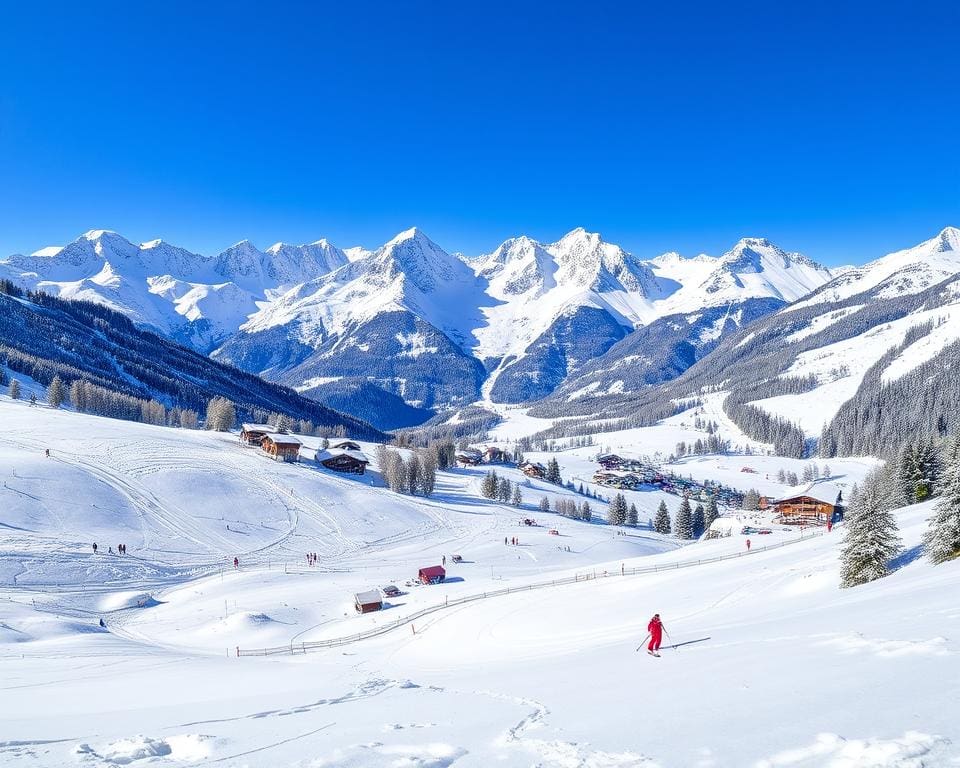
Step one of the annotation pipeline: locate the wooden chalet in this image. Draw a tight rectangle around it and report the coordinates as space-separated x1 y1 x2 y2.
597 453 625 469
484 446 506 463
260 433 302 463
354 589 383 614
332 440 362 451
239 423 275 447
519 460 547 479
455 449 483 467
316 447 369 474
418 565 446 585
773 483 843 526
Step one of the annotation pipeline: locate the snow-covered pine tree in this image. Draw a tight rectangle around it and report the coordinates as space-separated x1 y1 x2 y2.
742 488 760 511
497 477 513 503
581 501 592 522
777 469 787 483
923 435 960 564
480 470 498 499
654 500 671 534
703 495 719 534
538 496 550 513
692 503 705 538
675 497 694 539
627 503 639 527
545 456 563 485
839 469 902 588
511 484 523 507
9 379 21 400
609 493 627 526
48 375 65 408
419 450 437 496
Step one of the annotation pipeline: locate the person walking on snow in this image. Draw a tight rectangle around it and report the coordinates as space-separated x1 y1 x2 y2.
233 557 239 569
647 613 666 656
92 543 98 554
746 538 751 551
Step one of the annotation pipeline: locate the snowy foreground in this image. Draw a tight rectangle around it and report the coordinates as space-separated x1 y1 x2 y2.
1 402 958 766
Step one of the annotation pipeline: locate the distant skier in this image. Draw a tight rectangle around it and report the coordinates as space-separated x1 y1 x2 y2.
746 538 751 551
442 555 446 566
92 543 98 554
233 557 239 569
99 617 106 628
647 613 666 656
45 448 50 458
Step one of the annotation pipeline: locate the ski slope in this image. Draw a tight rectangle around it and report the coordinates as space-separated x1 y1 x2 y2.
1 400 958 766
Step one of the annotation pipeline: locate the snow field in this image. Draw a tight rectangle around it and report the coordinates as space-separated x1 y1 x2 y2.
1 400 958 766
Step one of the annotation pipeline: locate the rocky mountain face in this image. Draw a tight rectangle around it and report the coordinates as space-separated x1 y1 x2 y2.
2 226 845 429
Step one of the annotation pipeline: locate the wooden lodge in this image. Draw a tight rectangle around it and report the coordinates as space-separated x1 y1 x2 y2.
332 440 362 451
354 589 383 614
455 449 483 467
773 483 843 526
316 447 369 475
519 460 547 479
239 423 275 447
260 433 302 463
418 565 446 585
484 446 506 463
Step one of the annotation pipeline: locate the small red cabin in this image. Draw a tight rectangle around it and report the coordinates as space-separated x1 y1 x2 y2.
418 565 446 584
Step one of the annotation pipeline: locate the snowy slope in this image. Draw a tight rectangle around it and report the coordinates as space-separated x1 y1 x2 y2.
790 226 960 311
1 400 957 766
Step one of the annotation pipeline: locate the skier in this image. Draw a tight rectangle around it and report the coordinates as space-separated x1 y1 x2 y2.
826 521 833 533
746 538 751 551
92 543 98 554
99 617 106 628
45 448 50 458
233 557 239 569
647 613 666 656
442 555 446 566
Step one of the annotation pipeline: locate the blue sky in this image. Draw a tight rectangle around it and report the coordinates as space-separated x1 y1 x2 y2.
0 1 957 266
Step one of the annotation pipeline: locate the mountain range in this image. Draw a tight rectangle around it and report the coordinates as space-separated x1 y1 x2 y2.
6 226 953 432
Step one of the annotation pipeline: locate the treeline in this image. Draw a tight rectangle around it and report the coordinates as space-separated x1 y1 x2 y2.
480 470 523 506
544 496 592 522
376 445 438 496
0 290 381 439
840 431 960 588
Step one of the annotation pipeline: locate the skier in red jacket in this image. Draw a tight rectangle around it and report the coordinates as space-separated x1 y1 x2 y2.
647 613 665 656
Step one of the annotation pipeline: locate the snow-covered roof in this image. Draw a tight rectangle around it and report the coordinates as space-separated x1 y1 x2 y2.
773 481 843 506
241 423 275 432
316 448 368 463
263 433 302 446
354 590 382 605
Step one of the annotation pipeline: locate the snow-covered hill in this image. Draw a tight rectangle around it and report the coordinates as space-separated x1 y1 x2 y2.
1 399 956 767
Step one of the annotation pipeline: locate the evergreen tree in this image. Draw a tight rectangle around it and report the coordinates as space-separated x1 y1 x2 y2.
581 500 592 522
703 495 720 534
654 500 671 534
418 450 437 496
511 484 523 507
480 470 499 499
205 397 236 431
497 476 513 503
692 503 705 538
742 488 760 511
538 496 550 513
675 497 694 539
924 435 960 564
8 379 20 400
777 469 787 483
546 457 562 485
48 375 65 408
608 493 627 526
840 469 902 588
627 503 639 527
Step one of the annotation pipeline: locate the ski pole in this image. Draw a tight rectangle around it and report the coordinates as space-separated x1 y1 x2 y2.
636 634 650 652
664 628 675 650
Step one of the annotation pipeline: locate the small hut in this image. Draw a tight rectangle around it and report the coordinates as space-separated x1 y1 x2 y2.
316 448 369 474
418 565 446 585
240 423 274 447
484 446 506 463
354 589 383 613
260 433 302 463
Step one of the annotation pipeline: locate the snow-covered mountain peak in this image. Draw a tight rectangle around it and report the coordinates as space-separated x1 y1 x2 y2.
933 226 960 253
371 228 473 294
